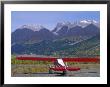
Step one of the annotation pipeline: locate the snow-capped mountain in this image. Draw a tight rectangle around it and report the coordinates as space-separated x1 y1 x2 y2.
78 20 99 28
52 20 99 34
12 20 100 44
12 24 56 44
19 24 45 31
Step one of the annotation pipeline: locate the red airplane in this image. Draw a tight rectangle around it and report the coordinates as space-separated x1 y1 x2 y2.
16 55 99 75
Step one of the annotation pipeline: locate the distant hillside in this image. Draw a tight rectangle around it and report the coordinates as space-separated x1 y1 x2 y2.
12 35 100 57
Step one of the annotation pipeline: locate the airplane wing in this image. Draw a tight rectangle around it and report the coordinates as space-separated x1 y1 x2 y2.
16 56 100 62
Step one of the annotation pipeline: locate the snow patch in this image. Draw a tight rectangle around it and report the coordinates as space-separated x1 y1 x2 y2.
19 24 45 31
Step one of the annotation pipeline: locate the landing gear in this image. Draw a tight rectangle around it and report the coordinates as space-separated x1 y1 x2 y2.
49 69 53 74
62 70 67 75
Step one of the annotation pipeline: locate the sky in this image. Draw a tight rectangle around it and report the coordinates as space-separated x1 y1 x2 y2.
11 11 100 32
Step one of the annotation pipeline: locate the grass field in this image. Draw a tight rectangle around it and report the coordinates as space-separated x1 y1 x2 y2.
11 63 100 77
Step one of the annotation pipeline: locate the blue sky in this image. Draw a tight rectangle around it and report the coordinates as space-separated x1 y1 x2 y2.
11 11 100 32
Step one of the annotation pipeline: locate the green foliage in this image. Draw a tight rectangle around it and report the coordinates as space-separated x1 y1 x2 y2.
12 35 100 57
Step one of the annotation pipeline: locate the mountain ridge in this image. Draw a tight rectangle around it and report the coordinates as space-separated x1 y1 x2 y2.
12 20 100 44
